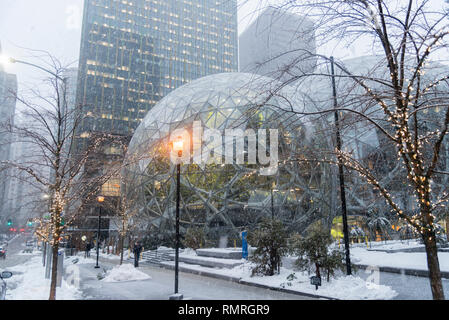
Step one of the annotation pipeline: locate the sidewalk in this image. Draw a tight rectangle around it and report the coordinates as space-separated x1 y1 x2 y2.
96 254 332 299
349 246 449 279
71 255 315 300
354 263 449 279
157 260 335 300
96 250 399 300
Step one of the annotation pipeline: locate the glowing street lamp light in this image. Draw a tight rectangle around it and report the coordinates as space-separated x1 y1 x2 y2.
0 55 14 66
172 136 184 158
95 195 105 268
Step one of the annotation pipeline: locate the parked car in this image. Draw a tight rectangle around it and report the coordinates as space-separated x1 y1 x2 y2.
0 271 12 300
0 247 6 259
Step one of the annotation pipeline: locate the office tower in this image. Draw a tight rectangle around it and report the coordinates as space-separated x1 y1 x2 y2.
75 0 239 150
6 132 34 225
71 0 238 240
239 7 316 81
0 42 18 221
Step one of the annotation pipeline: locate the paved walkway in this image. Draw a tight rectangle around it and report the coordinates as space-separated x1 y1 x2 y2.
73 258 317 300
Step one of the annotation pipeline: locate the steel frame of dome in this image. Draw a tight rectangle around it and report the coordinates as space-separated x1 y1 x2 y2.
123 72 335 242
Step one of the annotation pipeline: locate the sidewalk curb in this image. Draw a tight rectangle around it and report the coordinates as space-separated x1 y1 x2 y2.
156 261 337 300
355 264 449 279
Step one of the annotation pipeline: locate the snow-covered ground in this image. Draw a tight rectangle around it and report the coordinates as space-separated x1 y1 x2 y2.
154 241 448 299
3 238 449 300
5 253 82 300
240 267 398 300
161 257 398 300
102 263 152 282
350 244 449 272
98 251 122 261
363 239 423 251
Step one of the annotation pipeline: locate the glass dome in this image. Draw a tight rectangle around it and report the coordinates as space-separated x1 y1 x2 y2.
123 72 333 244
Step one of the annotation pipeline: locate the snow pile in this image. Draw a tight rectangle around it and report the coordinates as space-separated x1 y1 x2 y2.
326 276 398 300
102 263 152 282
5 256 82 300
237 265 397 300
163 258 398 300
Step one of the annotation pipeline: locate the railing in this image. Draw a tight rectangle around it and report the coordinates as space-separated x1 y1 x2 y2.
128 248 185 264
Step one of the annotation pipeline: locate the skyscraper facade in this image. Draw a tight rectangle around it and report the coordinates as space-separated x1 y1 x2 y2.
239 7 316 81
0 43 17 221
75 0 239 149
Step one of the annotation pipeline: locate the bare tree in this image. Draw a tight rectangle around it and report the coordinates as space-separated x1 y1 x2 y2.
0 54 125 300
99 171 139 265
249 0 449 299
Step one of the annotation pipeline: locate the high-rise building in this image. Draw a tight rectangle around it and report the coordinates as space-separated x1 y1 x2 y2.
5 127 37 226
0 42 18 222
75 0 239 150
71 0 238 242
239 7 316 81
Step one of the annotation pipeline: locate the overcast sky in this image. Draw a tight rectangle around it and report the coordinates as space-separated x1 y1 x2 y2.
0 0 447 102
0 0 263 84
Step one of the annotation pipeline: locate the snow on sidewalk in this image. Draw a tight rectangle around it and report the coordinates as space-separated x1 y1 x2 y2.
101 263 152 282
5 254 82 300
350 247 449 272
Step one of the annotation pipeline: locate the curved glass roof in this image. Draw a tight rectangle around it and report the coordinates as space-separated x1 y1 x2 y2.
123 72 332 240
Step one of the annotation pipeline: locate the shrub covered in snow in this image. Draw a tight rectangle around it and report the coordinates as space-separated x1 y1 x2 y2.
184 227 206 250
248 218 288 276
289 225 347 281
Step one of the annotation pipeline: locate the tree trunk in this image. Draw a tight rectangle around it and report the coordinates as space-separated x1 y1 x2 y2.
423 233 445 300
49 243 59 300
315 263 321 278
120 234 125 265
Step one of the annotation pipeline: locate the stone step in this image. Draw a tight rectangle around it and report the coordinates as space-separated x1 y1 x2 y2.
170 253 243 269
196 248 242 260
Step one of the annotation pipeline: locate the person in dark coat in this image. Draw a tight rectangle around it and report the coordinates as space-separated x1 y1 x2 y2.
133 241 143 267
85 241 92 258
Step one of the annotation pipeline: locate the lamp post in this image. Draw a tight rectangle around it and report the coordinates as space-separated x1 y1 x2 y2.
271 187 279 220
95 196 104 269
170 136 183 299
1 56 66 82
330 56 351 275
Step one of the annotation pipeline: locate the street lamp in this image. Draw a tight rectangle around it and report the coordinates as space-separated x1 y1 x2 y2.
0 56 66 81
95 195 105 269
0 55 13 66
330 56 351 275
170 135 183 300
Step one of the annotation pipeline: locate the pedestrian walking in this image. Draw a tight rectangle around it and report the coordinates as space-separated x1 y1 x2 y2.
133 241 143 267
85 241 92 258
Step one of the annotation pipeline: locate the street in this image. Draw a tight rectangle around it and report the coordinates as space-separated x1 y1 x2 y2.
0 235 35 269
